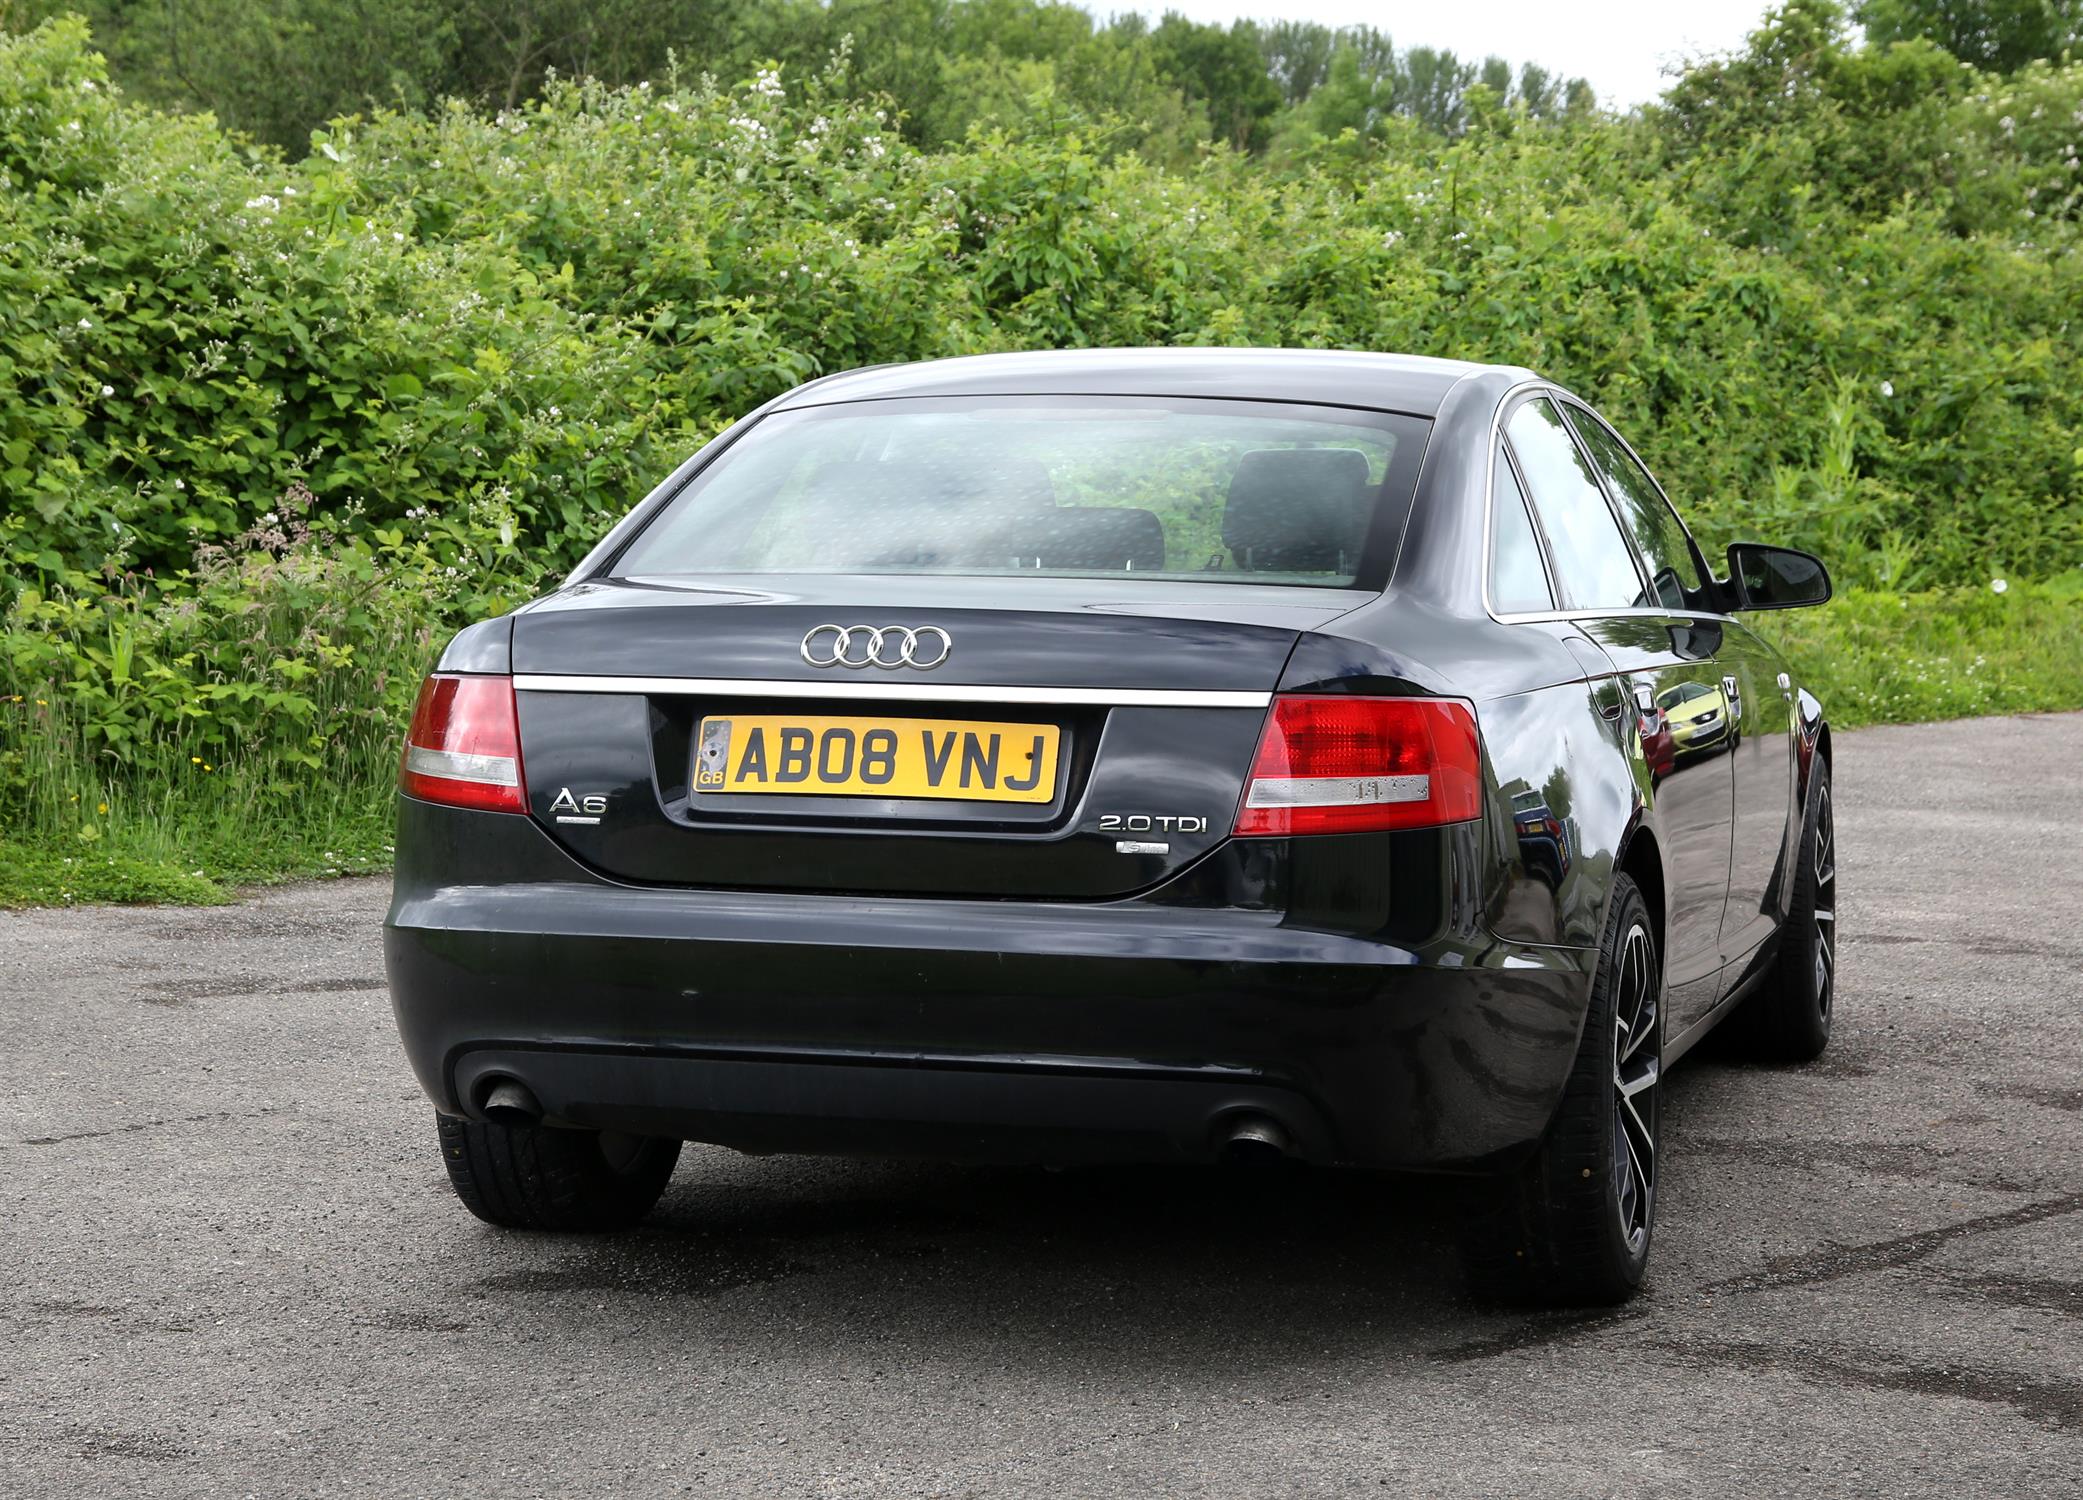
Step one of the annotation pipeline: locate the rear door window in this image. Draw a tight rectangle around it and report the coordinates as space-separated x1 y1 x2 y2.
1504 399 1646 610
1565 408 1713 613
1488 444 1554 614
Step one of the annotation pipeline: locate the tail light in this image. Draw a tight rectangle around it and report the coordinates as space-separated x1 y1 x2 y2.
1233 695 1481 837
399 673 527 814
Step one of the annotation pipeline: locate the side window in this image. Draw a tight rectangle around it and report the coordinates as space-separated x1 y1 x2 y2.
1504 399 1645 610
1489 445 1553 614
1566 409 1712 613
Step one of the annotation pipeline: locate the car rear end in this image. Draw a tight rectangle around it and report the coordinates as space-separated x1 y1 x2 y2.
385 387 1592 1173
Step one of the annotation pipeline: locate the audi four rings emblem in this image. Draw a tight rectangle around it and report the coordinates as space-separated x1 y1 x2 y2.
801 624 953 670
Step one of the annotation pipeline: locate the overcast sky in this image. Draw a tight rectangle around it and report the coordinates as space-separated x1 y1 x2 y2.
1122 1 1782 108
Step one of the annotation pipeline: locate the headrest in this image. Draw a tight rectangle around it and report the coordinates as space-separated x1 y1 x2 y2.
1221 448 1373 573
995 507 1165 572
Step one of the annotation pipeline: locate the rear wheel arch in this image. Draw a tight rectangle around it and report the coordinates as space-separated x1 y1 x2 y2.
1615 824 1667 963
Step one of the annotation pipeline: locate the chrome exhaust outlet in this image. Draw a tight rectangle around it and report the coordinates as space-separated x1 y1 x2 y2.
1221 1113 1291 1163
480 1079 543 1126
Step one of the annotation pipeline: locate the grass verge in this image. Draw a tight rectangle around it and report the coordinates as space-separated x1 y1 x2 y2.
1752 574 2083 728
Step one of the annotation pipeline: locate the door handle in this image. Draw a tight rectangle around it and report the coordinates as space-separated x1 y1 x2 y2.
1633 681 1656 716
1723 674 1743 723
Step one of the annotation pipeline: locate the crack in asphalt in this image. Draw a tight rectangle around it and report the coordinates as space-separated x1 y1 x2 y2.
1705 1191 2083 1294
1936 1271 2083 1320
8 1105 283 1149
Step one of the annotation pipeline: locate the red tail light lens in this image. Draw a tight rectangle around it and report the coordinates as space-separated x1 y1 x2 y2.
1233 696 1481 837
399 674 526 814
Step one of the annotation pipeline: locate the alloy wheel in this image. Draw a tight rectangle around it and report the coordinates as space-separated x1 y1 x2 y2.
1812 779 1837 1019
1610 923 1660 1253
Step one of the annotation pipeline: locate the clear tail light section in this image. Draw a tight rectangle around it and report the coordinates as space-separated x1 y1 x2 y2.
399 674 527 814
1233 695 1481 837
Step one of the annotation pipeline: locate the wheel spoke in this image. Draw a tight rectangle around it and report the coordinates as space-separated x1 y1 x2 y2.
1620 1089 1654 1152
1619 1110 1653 1234
1607 918 1660 1248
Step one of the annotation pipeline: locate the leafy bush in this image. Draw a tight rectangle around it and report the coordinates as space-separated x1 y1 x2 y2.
1 480 499 889
7 15 2079 599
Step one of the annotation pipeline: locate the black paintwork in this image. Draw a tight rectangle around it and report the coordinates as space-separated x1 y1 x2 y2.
386 349 1830 1171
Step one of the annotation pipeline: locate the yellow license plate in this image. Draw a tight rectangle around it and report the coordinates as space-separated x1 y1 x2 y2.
694 715 1061 803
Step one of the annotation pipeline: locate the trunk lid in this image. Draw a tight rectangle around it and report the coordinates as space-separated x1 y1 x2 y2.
509 575 1366 898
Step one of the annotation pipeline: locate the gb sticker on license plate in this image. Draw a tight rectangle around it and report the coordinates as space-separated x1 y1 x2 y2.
696 717 733 790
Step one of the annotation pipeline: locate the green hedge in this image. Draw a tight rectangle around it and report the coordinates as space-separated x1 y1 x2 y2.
7 15 2081 594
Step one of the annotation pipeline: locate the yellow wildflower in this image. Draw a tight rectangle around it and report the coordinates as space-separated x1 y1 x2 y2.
97 801 109 815
191 756 202 764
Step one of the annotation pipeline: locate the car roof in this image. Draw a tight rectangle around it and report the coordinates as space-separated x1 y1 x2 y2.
771 348 1538 419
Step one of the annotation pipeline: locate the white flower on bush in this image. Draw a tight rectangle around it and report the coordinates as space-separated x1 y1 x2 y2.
100 384 114 397
245 194 280 212
752 68 784 99
1880 379 1894 397
1991 578 2009 594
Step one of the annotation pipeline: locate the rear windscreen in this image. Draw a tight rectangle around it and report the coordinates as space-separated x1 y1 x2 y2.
610 395 1432 587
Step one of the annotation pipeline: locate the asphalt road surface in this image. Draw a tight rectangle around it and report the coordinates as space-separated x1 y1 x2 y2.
4 714 2080 1498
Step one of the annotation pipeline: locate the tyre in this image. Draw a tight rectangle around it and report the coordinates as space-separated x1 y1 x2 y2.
1460 873 1661 1305
436 1112 681 1231
1729 755 1837 1061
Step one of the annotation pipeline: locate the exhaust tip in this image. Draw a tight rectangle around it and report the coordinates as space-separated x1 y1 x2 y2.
480 1079 543 1126
1220 1113 1292 1165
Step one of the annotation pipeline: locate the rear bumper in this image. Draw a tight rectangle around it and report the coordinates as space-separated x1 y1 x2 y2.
384 800 1595 1172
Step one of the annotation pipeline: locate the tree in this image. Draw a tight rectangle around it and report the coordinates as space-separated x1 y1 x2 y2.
1855 0 2081 71
1149 12 1282 149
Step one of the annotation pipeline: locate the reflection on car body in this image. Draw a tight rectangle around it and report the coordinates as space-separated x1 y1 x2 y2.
1659 679 1734 754
1509 787 1572 890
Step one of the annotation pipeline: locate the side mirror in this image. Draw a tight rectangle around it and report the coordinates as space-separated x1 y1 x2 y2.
1725 543 1832 611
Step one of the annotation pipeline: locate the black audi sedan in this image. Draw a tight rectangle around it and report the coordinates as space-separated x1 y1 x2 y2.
385 349 1837 1304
